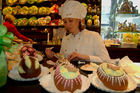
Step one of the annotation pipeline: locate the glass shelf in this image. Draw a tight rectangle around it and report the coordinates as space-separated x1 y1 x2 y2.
115 31 140 33
116 14 140 18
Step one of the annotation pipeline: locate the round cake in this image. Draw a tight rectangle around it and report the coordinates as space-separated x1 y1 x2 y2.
18 55 41 79
54 63 82 93
97 63 128 91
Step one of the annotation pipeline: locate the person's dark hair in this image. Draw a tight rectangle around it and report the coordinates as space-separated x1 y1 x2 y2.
5 17 13 24
79 21 85 31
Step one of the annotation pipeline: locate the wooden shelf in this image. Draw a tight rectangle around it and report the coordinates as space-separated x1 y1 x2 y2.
16 25 64 29
2 0 58 7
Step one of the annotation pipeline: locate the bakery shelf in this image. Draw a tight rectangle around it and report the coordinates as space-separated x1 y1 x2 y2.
16 25 64 29
3 0 58 7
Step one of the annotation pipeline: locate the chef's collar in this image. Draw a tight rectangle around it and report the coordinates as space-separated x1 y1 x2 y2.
70 30 83 38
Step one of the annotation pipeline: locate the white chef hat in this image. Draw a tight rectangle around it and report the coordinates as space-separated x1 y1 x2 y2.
59 0 87 20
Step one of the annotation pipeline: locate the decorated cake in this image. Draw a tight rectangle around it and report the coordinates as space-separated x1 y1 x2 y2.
19 0 27 4
54 63 82 93
6 0 17 6
39 7 48 15
38 17 47 26
19 6 28 15
28 6 38 15
3 6 13 15
28 17 38 26
18 55 41 78
97 63 128 91
12 6 18 15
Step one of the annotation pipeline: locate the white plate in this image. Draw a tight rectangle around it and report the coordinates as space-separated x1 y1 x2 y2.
135 73 140 79
8 65 49 81
134 63 140 66
39 73 90 93
89 72 137 93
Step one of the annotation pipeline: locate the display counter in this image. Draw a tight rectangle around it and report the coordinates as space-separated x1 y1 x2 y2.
107 47 140 62
33 44 140 62
0 44 139 93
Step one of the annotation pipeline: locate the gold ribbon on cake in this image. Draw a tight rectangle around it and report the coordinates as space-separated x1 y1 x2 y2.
0 24 18 87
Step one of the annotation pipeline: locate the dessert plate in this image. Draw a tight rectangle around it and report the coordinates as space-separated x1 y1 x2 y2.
8 65 49 81
39 73 90 93
89 72 137 93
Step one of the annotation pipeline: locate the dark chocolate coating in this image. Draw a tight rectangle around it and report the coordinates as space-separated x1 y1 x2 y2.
19 57 41 78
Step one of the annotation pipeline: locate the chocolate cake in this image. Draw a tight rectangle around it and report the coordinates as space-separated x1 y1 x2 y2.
18 55 41 79
97 63 128 91
54 63 82 93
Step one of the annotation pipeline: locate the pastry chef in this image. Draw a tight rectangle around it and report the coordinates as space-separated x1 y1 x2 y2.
46 0 110 63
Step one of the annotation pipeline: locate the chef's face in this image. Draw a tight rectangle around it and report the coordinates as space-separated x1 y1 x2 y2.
63 18 80 34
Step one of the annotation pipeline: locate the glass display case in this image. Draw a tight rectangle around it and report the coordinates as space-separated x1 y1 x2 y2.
101 0 140 48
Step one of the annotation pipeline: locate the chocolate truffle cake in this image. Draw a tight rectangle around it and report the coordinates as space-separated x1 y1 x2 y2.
54 63 82 93
97 63 128 91
18 55 41 79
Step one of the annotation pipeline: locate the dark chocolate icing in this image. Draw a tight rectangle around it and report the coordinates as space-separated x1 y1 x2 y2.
19 56 41 78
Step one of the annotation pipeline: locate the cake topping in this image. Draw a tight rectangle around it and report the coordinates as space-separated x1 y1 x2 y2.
24 55 32 69
18 66 25 74
107 63 120 71
60 64 79 79
101 63 124 76
65 63 78 72
35 58 40 69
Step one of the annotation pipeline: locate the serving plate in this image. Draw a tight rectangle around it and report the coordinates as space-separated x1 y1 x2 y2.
8 65 49 81
135 73 140 79
39 73 90 93
89 72 137 93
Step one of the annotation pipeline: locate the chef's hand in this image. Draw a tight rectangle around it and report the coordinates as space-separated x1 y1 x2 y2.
68 52 90 62
45 48 55 59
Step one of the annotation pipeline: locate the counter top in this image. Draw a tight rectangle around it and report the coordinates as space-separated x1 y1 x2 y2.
0 76 139 93
107 47 140 62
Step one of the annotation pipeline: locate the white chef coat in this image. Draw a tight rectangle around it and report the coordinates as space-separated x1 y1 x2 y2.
60 29 110 63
